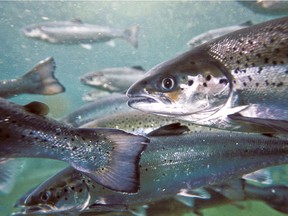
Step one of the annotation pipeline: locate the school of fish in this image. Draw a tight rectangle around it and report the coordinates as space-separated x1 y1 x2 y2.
0 14 288 216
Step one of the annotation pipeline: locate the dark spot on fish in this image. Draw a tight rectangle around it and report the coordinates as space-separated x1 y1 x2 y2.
277 82 283 87
236 60 240 64
169 160 173 163
63 137 67 140
11 120 16 123
248 76 252 81
71 138 75 142
206 74 211 81
61 148 65 151
203 82 207 87
101 167 105 171
233 80 236 84
265 80 269 86
34 137 39 140
64 197 68 201
255 83 259 87
79 189 83 193
245 149 248 153
251 63 255 67
257 67 263 74
270 38 275 44
190 61 196 65
233 47 237 51
256 53 261 58
280 60 284 64
92 185 95 189
55 132 60 136
72 146 77 151
64 188 68 193
219 78 228 85
272 60 277 65
21 135 26 139
274 48 280 53
248 40 253 45
239 52 243 56
243 82 247 87
180 87 184 91
188 80 194 86
263 43 267 48
264 58 269 64
98 148 101 152
246 57 250 62
145 168 148 171
244 63 249 68
162 173 166 176
56 195 60 199
71 187 75 191
272 82 276 86
29 131 33 135
230 56 233 60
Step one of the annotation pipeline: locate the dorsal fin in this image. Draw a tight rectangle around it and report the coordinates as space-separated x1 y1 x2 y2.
147 123 190 137
23 101 49 116
131 65 145 71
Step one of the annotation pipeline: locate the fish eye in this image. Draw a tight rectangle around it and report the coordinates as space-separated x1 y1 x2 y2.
161 77 176 91
39 191 52 202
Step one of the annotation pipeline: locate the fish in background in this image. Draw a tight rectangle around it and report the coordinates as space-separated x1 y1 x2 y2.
144 179 288 216
0 98 148 193
80 66 145 94
127 16 288 134
21 20 139 49
187 21 253 48
0 57 65 98
60 94 131 127
82 90 111 102
238 1 288 14
13 125 288 215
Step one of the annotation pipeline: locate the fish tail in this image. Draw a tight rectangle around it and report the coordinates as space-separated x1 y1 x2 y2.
21 57 65 95
124 25 139 48
73 128 149 193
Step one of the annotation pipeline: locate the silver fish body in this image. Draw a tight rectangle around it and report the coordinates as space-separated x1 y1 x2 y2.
61 94 131 127
187 21 253 48
22 20 139 48
0 57 65 98
0 98 148 193
15 131 288 215
127 17 288 133
80 66 145 93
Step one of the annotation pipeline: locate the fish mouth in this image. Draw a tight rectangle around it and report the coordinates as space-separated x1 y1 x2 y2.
128 94 169 109
12 205 54 215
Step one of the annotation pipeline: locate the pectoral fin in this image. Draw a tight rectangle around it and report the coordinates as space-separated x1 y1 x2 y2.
228 113 288 134
23 101 49 116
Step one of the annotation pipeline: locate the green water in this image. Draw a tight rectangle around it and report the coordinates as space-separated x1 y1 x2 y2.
0 1 287 215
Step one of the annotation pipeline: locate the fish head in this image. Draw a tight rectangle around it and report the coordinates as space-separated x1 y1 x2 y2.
14 169 91 214
127 49 231 119
21 25 51 42
80 72 106 87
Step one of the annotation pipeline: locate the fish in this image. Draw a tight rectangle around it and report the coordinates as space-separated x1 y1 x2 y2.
0 57 65 98
81 109 213 136
82 90 111 102
60 94 132 127
22 20 139 48
13 126 288 215
0 98 148 193
80 66 145 93
187 21 253 48
126 16 288 133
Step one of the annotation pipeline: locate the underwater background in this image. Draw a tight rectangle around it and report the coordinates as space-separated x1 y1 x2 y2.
0 1 287 215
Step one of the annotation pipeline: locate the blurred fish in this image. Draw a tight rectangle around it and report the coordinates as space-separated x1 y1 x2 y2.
0 57 65 98
14 126 288 215
187 21 253 48
22 20 139 48
82 90 111 102
0 98 148 193
80 66 145 93
61 94 132 127
127 16 288 133
257 0 288 10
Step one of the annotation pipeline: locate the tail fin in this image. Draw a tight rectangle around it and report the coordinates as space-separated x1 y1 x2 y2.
72 128 149 193
22 57 65 95
123 25 139 48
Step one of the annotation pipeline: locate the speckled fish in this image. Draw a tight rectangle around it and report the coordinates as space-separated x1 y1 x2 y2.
0 98 148 193
61 94 131 127
13 127 288 215
187 21 253 48
127 17 288 133
80 66 145 93
0 57 65 98
22 20 139 48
